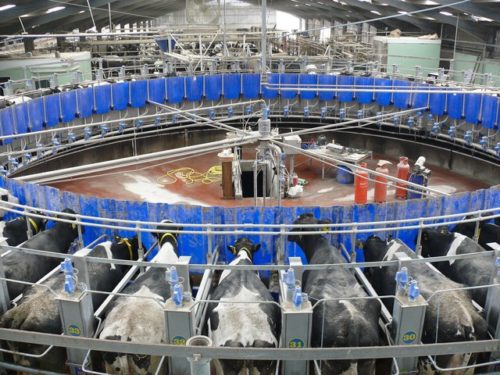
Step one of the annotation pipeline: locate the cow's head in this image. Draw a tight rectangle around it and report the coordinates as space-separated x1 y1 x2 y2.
288 213 331 245
228 237 260 260
112 235 140 261
54 208 83 237
153 219 183 248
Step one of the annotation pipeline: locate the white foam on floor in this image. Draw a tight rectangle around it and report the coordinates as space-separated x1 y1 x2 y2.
317 187 334 194
122 174 208 206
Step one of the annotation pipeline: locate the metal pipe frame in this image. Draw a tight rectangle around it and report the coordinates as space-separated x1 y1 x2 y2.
0 200 498 234
0 329 496 361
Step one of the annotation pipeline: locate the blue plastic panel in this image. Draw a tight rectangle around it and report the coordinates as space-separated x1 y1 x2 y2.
186 76 203 102
375 78 391 106
481 95 498 129
338 75 354 103
447 92 464 120
94 84 112 114
112 82 129 111
205 75 222 101
223 74 241 100
148 78 166 104
355 76 373 104
0 107 14 144
299 74 317 100
167 77 185 104
61 90 77 123
242 73 260 100
44 94 60 127
130 80 147 108
28 98 44 132
280 74 298 100
412 83 429 109
393 80 410 109
14 103 29 134
430 87 445 116
262 73 279 100
465 93 481 124
77 87 93 118
318 74 336 101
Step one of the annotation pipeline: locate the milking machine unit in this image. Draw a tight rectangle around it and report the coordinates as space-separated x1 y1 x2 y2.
390 251 427 375
407 156 431 200
163 256 212 375
279 257 313 375
56 257 95 375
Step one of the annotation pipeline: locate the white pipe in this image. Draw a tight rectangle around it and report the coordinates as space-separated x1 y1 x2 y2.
15 134 259 183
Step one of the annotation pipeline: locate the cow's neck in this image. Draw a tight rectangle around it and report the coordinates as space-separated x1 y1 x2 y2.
298 235 330 262
159 232 178 249
152 233 178 265
114 238 135 261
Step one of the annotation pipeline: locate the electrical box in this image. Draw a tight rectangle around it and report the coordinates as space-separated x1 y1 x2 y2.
283 135 302 155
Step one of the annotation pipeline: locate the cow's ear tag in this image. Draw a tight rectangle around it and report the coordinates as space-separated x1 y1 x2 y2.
228 245 236 255
322 227 329 232
72 223 77 230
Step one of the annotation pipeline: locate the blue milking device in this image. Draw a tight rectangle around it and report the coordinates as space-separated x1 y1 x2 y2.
407 156 431 199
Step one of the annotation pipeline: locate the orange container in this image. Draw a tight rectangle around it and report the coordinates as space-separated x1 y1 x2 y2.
354 162 369 204
395 156 410 200
374 160 392 203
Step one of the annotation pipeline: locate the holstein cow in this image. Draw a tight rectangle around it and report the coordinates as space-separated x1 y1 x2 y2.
206 237 280 375
98 220 182 374
453 218 500 251
0 236 140 372
289 213 381 375
3 208 79 299
363 236 489 373
421 227 495 306
1 215 46 246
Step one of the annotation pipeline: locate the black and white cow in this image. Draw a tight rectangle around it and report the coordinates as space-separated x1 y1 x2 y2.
0 236 140 372
206 237 280 375
289 213 381 375
0 188 19 219
98 220 182 374
3 208 79 299
1 215 46 246
363 236 489 373
421 227 495 306
453 219 500 251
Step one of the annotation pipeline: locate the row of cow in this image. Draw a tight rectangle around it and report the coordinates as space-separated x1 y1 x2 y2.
0 205 497 374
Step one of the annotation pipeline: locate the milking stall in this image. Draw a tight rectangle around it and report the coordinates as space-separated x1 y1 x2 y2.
0 0 499 374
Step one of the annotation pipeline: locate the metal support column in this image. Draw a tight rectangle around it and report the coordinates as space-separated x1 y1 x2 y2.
261 0 267 72
164 298 196 375
56 290 95 374
485 244 500 372
390 252 427 374
279 258 312 375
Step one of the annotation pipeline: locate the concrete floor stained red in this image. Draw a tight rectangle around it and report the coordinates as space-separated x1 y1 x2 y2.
50 150 488 207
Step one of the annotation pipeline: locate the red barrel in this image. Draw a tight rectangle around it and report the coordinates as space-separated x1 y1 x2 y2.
374 160 392 203
354 162 369 204
395 156 410 200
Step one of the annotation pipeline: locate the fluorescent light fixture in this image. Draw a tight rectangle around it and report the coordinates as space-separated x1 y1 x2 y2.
398 10 408 14
0 4 15 11
20 14 30 18
424 0 438 4
439 11 453 16
471 15 493 22
46 6 66 14
79 10 85 13
425 16 435 20
371 10 382 15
